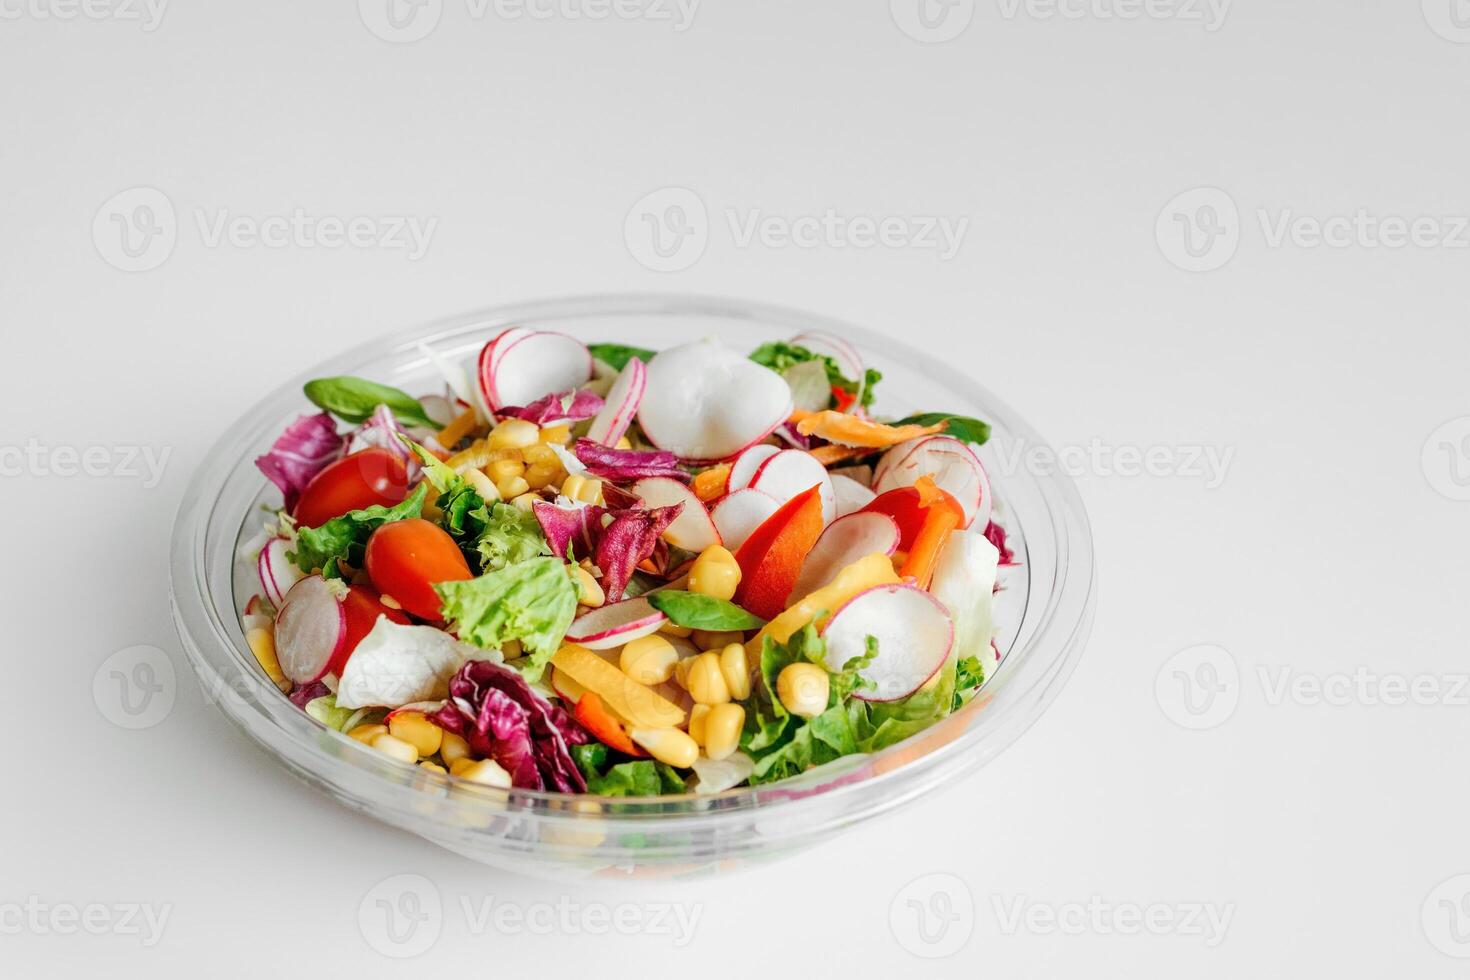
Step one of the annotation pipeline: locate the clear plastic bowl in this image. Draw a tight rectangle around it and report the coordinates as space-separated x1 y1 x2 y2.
170 294 1095 880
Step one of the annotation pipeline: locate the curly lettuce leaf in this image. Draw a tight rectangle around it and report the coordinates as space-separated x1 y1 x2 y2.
288 483 428 578
435 556 578 681
749 341 881 409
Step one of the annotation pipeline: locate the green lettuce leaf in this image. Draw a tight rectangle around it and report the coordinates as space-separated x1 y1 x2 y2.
891 412 991 446
289 483 428 578
435 556 578 681
749 341 882 409
477 503 550 572
405 439 549 572
588 343 657 372
571 744 687 796
953 654 986 711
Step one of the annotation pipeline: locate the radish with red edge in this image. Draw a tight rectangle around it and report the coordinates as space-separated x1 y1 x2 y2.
710 488 781 551
637 339 793 462
475 327 529 410
586 357 647 446
727 444 780 493
565 596 666 651
630 477 721 552
875 435 992 530
479 329 593 411
749 449 836 524
792 330 863 384
821 583 955 702
274 575 348 685
790 512 900 602
831 473 876 518
257 538 302 608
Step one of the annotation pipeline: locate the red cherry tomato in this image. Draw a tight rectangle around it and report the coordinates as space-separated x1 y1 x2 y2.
364 518 474 620
860 484 964 552
292 448 410 529
331 585 411 676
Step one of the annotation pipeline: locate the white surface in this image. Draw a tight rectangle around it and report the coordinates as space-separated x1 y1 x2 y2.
3 2 1468 976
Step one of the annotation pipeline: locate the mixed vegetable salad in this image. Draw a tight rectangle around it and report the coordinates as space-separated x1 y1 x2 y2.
240 328 1014 796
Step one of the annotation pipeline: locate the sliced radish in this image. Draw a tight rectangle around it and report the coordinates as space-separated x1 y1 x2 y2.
630 477 721 552
790 512 900 602
875 435 992 530
566 597 666 650
821 584 954 702
831 473 876 518
749 449 836 524
710 488 781 551
243 594 274 633
727 444 781 493
637 339 793 462
873 436 924 488
258 537 304 607
475 327 529 409
274 575 347 685
479 329 593 411
586 357 647 446
792 330 863 384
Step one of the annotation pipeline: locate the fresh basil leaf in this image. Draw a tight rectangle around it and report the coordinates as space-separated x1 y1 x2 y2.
304 376 439 429
646 590 766 631
288 483 428 578
892 412 991 446
587 343 656 372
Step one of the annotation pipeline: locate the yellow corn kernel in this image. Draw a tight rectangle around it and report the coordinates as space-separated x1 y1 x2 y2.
387 711 442 757
659 621 693 638
540 424 572 445
620 634 678 686
487 418 540 450
718 643 751 700
692 629 743 651
510 492 539 512
686 652 731 705
522 441 557 466
615 436 633 450
452 758 513 787
486 457 525 484
703 703 745 761
688 545 741 601
246 627 289 690
496 475 531 500
524 462 561 491
370 732 420 764
419 761 447 774
464 467 500 502
571 565 605 608
687 703 711 745
502 639 524 660
673 657 693 690
348 723 388 744
560 473 605 506
447 439 520 473
439 731 472 767
629 727 699 769
777 663 829 718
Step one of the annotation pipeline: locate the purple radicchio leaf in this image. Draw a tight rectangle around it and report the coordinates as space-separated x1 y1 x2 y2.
595 504 683 602
287 680 332 710
499 389 604 426
532 501 606 562
571 439 689 483
254 412 345 511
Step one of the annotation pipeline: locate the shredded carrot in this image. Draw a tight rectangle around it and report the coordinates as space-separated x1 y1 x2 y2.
795 410 947 449
900 505 961 590
436 408 480 449
693 464 731 502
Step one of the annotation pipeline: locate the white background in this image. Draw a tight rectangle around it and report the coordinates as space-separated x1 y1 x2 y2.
3 1 1469 975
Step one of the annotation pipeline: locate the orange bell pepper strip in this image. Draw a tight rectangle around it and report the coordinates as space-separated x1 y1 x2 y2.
733 484 827 620
573 692 646 757
436 408 480 451
900 504 961 590
794 411 948 449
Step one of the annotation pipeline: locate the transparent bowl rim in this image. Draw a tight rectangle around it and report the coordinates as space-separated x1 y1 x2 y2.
170 292 1096 828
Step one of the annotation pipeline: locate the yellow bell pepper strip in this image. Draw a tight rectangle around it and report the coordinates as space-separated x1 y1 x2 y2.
750 551 900 654
550 644 686 729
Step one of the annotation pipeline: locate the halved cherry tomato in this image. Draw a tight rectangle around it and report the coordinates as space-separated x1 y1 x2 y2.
331 585 411 676
292 448 410 529
573 692 645 757
364 518 473 620
860 478 964 552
